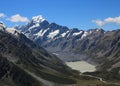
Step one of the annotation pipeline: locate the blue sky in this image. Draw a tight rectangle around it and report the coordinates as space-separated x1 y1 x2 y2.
0 0 120 30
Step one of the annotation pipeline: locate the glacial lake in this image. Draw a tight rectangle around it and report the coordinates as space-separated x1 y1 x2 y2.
66 61 96 73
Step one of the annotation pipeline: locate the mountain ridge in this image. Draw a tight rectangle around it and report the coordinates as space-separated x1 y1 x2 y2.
15 15 105 51
15 15 120 73
0 17 120 86
0 23 80 86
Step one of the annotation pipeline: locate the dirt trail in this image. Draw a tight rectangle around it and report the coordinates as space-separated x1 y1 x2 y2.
81 73 120 86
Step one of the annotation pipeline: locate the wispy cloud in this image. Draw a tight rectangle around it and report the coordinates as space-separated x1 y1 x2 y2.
92 20 104 26
0 13 6 18
92 16 120 26
7 14 29 23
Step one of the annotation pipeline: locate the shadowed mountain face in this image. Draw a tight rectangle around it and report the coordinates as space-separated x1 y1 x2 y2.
16 16 120 80
0 16 120 85
87 30 120 70
0 23 79 86
16 16 120 67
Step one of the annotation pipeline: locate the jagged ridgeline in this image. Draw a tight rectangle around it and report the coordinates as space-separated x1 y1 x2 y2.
16 16 120 71
16 16 120 85
0 18 120 86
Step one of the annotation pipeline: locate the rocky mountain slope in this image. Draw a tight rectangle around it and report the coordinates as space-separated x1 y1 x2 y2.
15 16 108 53
15 15 99 51
16 16 120 68
16 16 120 83
0 22 80 86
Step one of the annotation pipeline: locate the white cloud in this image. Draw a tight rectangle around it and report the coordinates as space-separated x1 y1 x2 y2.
7 14 29 23
92 16 120 26
92 20 104 26
104 16 120 24
0 13 6 18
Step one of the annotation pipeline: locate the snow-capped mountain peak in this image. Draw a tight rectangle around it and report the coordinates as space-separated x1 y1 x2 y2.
32 15 45 24
15 15 105 51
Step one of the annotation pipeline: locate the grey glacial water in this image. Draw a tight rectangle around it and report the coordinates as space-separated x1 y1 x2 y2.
66 61 96 73
52 51 97 73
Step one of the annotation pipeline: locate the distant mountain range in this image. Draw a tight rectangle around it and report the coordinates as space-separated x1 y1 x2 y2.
15 16 120 83
16 15 120 71
0 15 120 86
15 15 104 51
